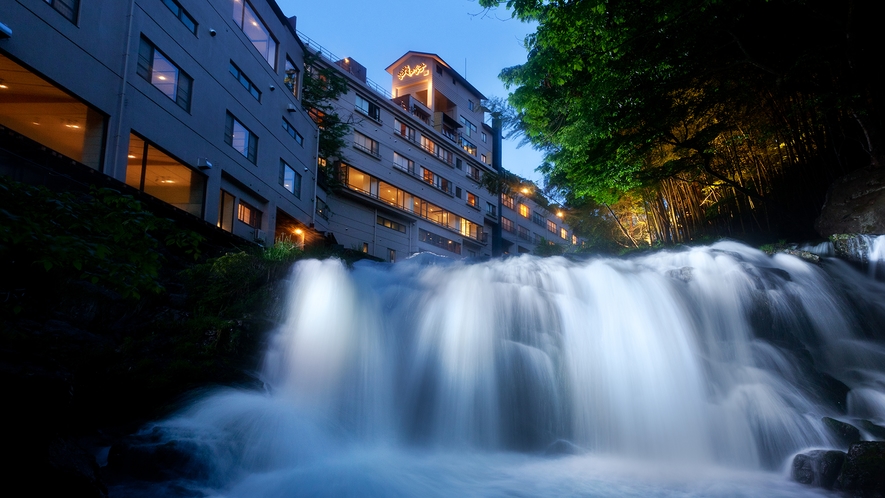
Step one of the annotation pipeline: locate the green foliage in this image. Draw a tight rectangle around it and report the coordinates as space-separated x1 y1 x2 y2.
533 238 565 257
0 177 203 309
484 0 883 243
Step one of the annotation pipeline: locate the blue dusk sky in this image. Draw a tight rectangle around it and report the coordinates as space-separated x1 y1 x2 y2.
277 0 546 184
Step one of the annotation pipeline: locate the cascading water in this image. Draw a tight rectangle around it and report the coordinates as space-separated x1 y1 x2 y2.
114 241 885 497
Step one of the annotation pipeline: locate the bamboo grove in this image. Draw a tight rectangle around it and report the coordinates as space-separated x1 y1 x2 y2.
482 0 884 248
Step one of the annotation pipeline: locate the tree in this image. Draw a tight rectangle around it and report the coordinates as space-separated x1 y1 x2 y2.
301 52 351 190
480 0 884 242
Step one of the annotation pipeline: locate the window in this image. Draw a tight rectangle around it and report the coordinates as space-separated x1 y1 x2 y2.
465 163 480 182
481 153 487 164
459 116 476 137
467 192 478 208
388 249 396 263
534 233 544 244
460 136 477 156
561 228 568 239
282 118 303 145
572 234 578 245
518 225 531 241
421 135 453 165
502 217 515 233
421 167 453 194
284 57 300 99
279 160 301 198
468 100 475 111
354 131 380 157
362 242 369 253
225 112 258 163
378 216 406 233
162 0 197 34
316 197 330 220
125 133 205 217
518 203 529 218
481 132 487 143
45 0 78 22
532 211 545 226
237 200 262 228
393 152 414 174
355 95 380 121
547 219 557 233
232 0 277 67
394 119 416 142
502 194 514 210
229 61 261 101
487 202 497 217
137 37 193 111
419 229 461 255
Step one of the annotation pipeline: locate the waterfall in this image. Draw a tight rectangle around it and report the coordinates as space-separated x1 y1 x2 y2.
116 241 885 497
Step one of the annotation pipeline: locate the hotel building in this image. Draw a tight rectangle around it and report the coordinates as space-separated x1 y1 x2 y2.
0 0 584 257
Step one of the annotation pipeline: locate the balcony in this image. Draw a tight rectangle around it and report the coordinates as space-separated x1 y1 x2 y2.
353 142 381 159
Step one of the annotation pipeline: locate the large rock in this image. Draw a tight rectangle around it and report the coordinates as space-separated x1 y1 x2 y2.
823 417 862 449
816 165 885 237
835 441 885 496
791 450 846 489
106 428 212 482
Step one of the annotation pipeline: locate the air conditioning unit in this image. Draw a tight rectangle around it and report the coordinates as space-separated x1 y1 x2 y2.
197 157 213 169
286 103 297 112
253 229 266 243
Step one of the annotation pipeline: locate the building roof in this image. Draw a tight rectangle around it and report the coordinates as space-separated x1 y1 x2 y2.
385 51 487 101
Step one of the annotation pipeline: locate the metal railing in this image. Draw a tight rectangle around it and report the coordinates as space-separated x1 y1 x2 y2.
297 30 391 99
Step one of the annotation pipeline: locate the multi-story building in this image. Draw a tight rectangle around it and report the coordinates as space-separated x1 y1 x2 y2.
500 188 587 255
299 36 500 261
0 0 322 244
1 0 585 257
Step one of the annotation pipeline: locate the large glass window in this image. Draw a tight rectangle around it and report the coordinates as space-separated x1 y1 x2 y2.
218 190 235 231
225 112 258 163
282 118 303 145
232 0 277 68
137 37 193 112
125 133 205 216
45 0 79 23
502 217 515 233
162 0 197 34
355 95 380 121
354 131 379 157
547 219 557 233
393 152 414 174
279 159 301 198
394 119 416 142
237 200 262 228
419 229 461 255
0 54 105 170
519 203 530 218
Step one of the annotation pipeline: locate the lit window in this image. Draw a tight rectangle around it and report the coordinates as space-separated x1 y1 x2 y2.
519 203 529 218
354 131 380 157
237 200 262 228
279 159 302 198
224 112 258 163
481 153 487 164
162 0 197 34
394 119 416 141
229 61 261 101
572 234 578 245
465 163 481 181
393 152 414 174
218 190 236 231
284 57 300 99
547 219 557 233
45 0 79 23
502 194 514 210
502 217 515 233
125 133 205 217
467 192 478 207
388 248 396 263
282 118 303 145
460 136 477 156
355 95 380 121
232 0 277 68
459 116 476 137
137 37 193 112
561 227 568 239
377 216 406 233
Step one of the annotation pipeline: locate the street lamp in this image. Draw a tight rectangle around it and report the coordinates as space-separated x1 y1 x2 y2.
294 228 305 249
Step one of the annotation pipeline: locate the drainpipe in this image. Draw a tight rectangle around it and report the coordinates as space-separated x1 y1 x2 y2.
110 0 136 178
310 124 319 227
492 112 504 257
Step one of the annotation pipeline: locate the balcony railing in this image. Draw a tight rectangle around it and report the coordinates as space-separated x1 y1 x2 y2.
298 30 390 99
353 142 380 158
392 162 454 197
342 181 485 243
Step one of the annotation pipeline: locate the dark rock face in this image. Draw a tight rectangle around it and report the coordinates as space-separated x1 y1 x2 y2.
791 450 846 489
816 165 885 237
835 441 885 496
859 420 885 441
823 417 862 449
106 429 212 482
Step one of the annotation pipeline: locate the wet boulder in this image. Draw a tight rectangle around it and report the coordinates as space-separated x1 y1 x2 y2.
106 428 212 482
859 420 885 441
835 441 885 496
791 449 846 489
815 164 885 237
823 417 862 449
